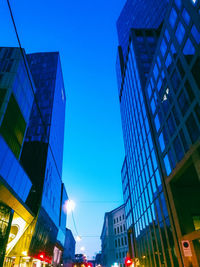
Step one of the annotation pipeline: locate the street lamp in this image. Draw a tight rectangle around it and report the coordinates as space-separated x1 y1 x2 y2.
63 199 76 214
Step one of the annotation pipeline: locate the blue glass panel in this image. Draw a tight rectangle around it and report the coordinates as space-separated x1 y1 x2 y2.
173 136 184 161
153 63 159 81
164 154 172 176
183 38 195 55
182 8 190 25
155 169 162 187
154 114 160 132
157 78 162 92
165 29 170 42
169 8 177 29
191 25 200 44
165 54 172 68
157 56 161 68
148 133 153 151
175 23 185 44
159 132 165 152
175 0 182 9
150 98 156 114
151 150 157 171
160 39 167 57
171 43 176 55
147 83 152 99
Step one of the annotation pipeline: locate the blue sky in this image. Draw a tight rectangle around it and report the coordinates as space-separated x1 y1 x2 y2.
2 0 125 259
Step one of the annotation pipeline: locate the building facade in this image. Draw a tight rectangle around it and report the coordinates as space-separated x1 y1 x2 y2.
0 48 69 266
101 205 128 267
0 47 35 267
19 52 67 265
62 228 76 267
117 0 200 266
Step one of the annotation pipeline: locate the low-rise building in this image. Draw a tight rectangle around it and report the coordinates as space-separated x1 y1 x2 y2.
100 205 128 267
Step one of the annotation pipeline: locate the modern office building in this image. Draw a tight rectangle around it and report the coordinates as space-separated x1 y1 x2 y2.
0 47 35 266
100 205 128 267
116 0 200 266
0 48 69 266
19 52 67 265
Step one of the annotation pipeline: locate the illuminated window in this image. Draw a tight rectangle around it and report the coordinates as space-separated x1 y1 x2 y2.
175 23 185 44
193 216 200 230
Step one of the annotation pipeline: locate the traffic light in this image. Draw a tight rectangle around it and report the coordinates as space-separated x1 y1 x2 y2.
125 257 132 266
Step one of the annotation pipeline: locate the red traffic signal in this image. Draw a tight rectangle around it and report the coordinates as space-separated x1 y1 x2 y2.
125 257 132 266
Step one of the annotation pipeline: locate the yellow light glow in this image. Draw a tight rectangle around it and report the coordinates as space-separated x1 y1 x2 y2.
6 213 28 255
22 251 27 256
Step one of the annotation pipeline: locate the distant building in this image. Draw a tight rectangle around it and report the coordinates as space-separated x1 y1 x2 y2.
62 228 76 267
95 253 102 266
116 0 200 266
100 205 128 267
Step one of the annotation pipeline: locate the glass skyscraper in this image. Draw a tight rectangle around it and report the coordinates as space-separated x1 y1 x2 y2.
116 0 200 266
0 48 69 266
20 52 67 263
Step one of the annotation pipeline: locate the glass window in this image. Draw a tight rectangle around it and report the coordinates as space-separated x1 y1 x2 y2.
186 113 200 144
169 8 177 29
171 69 180 93
175 0 182 9
185 80 194 102
154 114 160 132
153 64 159 81
191 25 200 44
165 54 172 70
173 136 184 161
155 169 162 187
180 129 188 152
151 150 157 171
168 148 176 169
160 39 167 57
167 114 176 136
0 94 26 159
175 22 185 44
183 38 195 57
177 59 185 78
157 56 161 68
157 78 162 92
172 106 180 126
178 91 189 115
159 132 165 152
182 8 190 25
171 43 176 56
164 154 172 176
165 29 170 42
150 98 156 114
147 83 152 99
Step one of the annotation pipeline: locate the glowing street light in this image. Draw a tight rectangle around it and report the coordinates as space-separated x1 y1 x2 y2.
63 199 76 214
76 235 82 242
80 246 85 252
